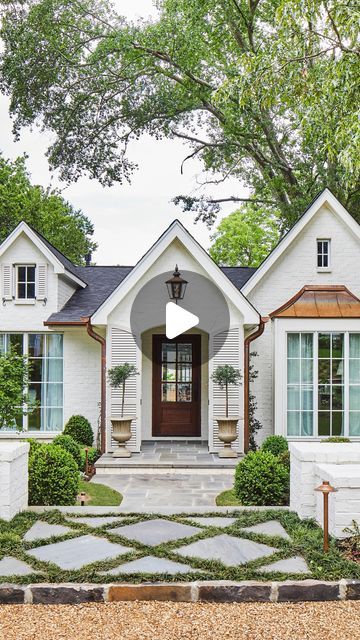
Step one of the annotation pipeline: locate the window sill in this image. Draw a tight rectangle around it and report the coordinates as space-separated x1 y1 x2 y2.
316 268 332 273
0 432 61 439
14 299 36 305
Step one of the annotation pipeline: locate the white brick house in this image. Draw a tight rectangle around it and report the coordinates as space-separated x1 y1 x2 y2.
1 188 360 455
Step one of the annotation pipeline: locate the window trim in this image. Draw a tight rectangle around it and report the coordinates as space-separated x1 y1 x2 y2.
316 239 331 272
14 264 36 302
0 332 64 433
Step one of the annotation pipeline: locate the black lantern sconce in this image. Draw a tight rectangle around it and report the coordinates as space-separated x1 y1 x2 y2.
166 265 188 304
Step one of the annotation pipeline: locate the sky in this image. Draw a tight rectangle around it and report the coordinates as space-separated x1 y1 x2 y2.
0 0 248 265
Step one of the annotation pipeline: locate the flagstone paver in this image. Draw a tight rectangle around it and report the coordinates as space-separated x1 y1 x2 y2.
65 516 128 528
0 556 38 576
27 535 133 570
185 517 237 528
109 518 201 547
258 556 311 574
24 521 72 542
175 533 278 567
241 520 291 540
100 555 198 575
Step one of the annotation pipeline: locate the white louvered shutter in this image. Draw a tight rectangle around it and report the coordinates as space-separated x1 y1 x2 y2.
36 264 47 300
2 264 13 301
110 327 140 452
210 328 241 452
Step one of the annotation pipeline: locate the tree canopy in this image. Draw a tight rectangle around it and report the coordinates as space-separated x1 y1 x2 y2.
0 0 359 230
0 154 96 264
209 204 280 266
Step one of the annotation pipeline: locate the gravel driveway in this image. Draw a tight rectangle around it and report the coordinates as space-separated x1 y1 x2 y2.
1 601 359 640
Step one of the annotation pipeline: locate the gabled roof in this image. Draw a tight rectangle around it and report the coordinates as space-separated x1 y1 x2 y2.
242 189 360 296
269 285 360 318
90 219 260 325
0 221 86 288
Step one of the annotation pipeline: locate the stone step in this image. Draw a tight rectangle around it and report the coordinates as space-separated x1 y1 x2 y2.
95 454 239 475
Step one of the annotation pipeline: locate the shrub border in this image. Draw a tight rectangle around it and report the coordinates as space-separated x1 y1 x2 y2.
0 579 359 604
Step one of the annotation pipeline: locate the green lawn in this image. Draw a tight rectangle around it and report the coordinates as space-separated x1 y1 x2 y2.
77 479 122 506
216 489 241 506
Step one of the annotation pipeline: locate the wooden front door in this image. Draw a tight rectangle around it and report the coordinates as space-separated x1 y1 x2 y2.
152 334 201 437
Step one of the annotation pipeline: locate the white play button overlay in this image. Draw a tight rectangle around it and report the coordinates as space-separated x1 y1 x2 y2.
165 302 199 339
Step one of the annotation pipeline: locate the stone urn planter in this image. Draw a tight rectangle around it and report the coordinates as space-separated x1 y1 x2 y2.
211 364 242 458
110 416 135 458
216 417 239 458
108 363 139 459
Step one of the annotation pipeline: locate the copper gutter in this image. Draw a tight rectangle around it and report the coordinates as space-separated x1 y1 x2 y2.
243 317 268 454
86 321 106 455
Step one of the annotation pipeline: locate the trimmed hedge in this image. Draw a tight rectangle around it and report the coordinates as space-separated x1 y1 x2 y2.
63 415 93 447
53 434 82 468
28 443 79 506
261 435 288 457
234 450 289 506
80 446 101 471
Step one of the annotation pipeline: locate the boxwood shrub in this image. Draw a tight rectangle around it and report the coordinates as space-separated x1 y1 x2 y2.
53 434 82 468
80 446 101 471
234 450 289 506
28 443 79 506
261 434 288 457
63 415 93 447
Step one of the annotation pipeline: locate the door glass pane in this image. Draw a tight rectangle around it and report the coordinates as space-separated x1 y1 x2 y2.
318 385 331 410
332 412 343 436
318 360 330 384
29 359 44 382
287 334 300 358
46 359 63 382
350 386 360 410
161 383 176 402
332 386 343 410
287 411 299 435
29 334 45 357
302 387 313 410
350 334 360 358
350 360 360 384
47 334 63 357
301 412 313 436
28 407 41 431
46 408 63 432
301 334 313 358
318 412 330 435
287 359 300 384
301 359 313 384
318 333 330 358
332 333 344 358
0 335 5 354
178 364 192 382
46 383 63 407
161 344 176 362
162 363 176 381
287 386 300 410
9 334 23 354
332 360 343 384
178 344 192 362
177 383 192 402
349 412 360 436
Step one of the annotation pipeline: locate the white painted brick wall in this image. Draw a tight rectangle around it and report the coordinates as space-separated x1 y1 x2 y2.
315 464 360 538
290 442 360 531
0 442 29 520
247 205 360 443
58 277 77 309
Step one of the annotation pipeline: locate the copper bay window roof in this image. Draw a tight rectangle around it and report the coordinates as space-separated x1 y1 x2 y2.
269 285 360 318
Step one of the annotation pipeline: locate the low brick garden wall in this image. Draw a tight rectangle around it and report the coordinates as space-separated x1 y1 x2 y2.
0 579 360 605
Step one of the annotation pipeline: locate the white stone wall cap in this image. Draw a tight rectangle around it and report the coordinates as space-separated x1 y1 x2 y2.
316 463 360 487
289 442 360 461
0 441 30 462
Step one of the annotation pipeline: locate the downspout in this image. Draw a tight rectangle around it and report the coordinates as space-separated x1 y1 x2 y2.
86 320 106 454
243 317 268 454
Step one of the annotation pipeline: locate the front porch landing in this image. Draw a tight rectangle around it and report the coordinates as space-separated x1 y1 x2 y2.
96 441 240 475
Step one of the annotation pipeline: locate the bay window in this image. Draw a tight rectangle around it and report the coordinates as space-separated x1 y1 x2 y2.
0 333 63 432
287 331 360 437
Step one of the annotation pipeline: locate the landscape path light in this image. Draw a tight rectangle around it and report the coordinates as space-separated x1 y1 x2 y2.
315 479 338 552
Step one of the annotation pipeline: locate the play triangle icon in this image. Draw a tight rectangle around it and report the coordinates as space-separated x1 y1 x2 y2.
166 302 199 339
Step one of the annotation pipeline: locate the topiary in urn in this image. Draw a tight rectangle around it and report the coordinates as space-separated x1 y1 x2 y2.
108 363 139 458
211 364 242 458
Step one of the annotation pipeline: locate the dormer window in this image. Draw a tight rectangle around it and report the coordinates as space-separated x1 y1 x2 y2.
317 239 331 270
16 265 36 299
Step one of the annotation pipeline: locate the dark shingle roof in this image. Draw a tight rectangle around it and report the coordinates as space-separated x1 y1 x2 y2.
46 265 256 323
